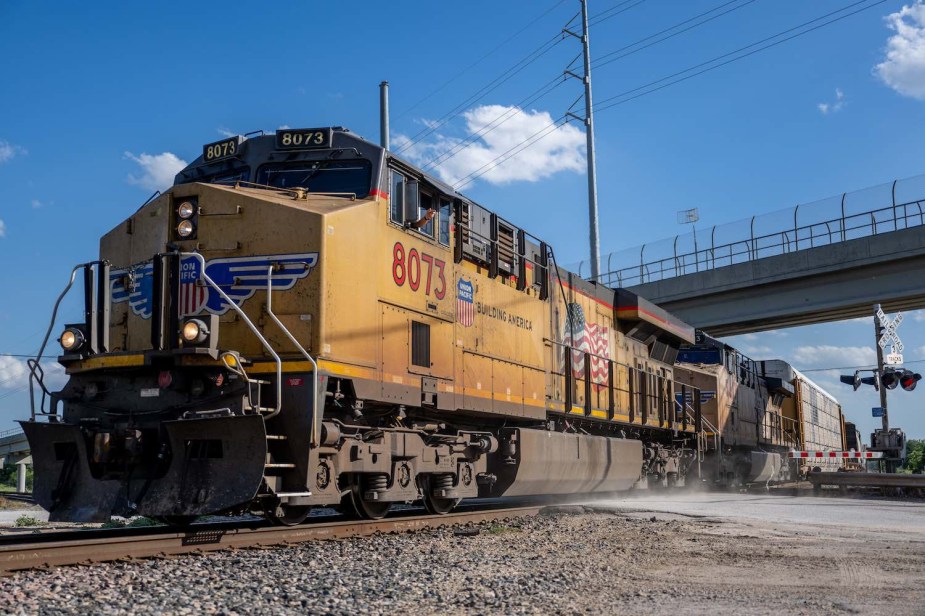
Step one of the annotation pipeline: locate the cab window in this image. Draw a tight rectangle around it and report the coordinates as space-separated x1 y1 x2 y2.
438 197 451 246
417 190 435 238
390 170 405 224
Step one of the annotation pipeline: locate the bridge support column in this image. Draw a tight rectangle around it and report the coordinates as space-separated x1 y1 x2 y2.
16 461 27 493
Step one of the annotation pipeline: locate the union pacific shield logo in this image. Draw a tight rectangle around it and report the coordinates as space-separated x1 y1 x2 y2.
111 252 319 318
457 278 474 327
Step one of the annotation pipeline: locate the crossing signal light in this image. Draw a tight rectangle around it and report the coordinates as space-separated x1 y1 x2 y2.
881 368 900 390
840 371 861 391
900 370 922 391
860 374 879 391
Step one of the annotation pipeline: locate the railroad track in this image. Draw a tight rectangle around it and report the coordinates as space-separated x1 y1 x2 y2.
1 493 35 506
0 503 544 576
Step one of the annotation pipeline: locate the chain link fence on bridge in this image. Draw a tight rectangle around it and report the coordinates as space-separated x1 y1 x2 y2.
571 174 925 287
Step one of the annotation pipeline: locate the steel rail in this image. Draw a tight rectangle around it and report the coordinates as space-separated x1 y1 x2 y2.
0 505 543 576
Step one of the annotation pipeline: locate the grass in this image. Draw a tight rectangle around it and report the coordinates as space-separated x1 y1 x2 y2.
102 517 159 529
486 524 522 535
14 515 41 527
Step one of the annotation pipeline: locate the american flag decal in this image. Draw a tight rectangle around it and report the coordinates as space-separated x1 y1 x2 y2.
457 278 474 327
562 302 610 389
179 280 208 316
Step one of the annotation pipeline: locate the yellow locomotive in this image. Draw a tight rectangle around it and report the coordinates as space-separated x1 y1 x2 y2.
675 332 846 486
25 126 702 524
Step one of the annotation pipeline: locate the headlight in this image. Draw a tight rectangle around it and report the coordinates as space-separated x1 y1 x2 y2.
177 220 195 237
177 201 196 219
182 319 209 343
60 327 85 352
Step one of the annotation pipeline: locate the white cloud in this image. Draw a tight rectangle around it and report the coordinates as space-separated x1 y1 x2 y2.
124 151 188 192
793 345 876 367
216 127 236 138
912 310 925 322
30 199 43 209
277 125 291 131
875 1 925 100
0 357 66 391
817 88 845 114
0 219 5 238
741 344 773 357
0 139 26 163
0 356 29 389
394 105 586 187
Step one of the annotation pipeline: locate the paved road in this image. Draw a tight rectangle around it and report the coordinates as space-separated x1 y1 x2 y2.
587 492 925 538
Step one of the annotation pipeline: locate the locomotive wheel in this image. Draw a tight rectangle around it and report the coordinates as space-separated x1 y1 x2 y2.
342 475 391 520
267 504 311 526
421 475 460 515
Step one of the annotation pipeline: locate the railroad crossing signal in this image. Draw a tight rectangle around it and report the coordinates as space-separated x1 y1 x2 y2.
881 369 901 390
876 308 904 362
899 370 922 391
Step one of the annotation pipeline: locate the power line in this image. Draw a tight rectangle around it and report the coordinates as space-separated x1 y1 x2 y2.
437 0 759 173
588 0 647 27
445 0 887 189
394 0 570 121
395 34 566 154
453 114 571 190
0 385 29 403
592 0 762 70
595 0 887 113
422 75 568 170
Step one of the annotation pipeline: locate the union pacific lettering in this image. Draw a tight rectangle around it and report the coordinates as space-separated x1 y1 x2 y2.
475 301 533 331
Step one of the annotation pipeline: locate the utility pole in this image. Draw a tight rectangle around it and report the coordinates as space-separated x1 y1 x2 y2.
565 0 601 281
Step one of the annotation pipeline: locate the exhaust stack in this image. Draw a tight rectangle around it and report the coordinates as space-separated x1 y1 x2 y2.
379 81 390 151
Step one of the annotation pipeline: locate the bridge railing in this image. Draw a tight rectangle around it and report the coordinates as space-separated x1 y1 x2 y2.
0 428 23 441
577 174 925 287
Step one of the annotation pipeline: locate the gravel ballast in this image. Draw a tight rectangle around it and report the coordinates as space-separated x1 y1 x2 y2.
1 504 923 615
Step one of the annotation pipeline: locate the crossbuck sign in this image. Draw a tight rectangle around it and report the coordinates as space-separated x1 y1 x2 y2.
877 308 904 365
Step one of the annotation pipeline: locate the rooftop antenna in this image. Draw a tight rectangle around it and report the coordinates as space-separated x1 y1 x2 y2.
677 207 700 272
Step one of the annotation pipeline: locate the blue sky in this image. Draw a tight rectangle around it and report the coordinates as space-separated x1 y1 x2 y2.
2 0 925 441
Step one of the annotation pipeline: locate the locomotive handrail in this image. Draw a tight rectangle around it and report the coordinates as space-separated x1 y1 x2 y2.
28 263 86 420
180 252 283 418
549 338 696 431
263 264 321 446
232 180 357 201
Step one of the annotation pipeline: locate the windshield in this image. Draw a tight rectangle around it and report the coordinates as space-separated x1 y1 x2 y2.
204 168 250 185
257 159 372 197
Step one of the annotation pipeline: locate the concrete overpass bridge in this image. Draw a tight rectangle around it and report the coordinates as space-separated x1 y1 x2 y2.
0 428 31 493
577 175 925 336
